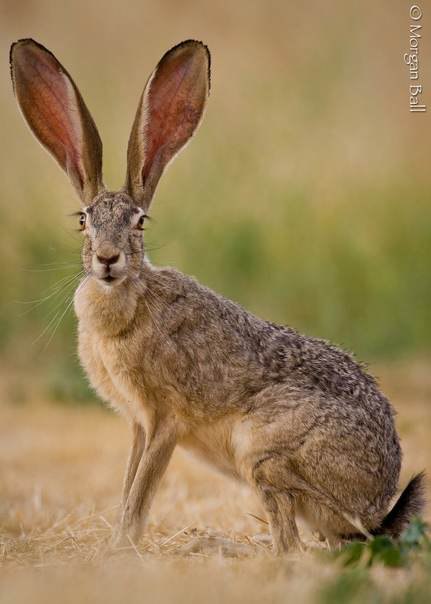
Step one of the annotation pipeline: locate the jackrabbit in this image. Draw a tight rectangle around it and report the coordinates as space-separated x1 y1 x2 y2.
10 38 425 553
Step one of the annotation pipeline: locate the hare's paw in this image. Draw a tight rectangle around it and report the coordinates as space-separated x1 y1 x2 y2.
111 523 143 550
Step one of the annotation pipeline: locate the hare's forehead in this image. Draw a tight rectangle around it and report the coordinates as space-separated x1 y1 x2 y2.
86 192 139 228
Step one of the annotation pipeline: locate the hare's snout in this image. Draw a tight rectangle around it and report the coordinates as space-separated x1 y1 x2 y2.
92 242 126 285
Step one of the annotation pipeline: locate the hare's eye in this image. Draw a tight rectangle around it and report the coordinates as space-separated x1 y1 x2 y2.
137 215 146 230
78 213 86 230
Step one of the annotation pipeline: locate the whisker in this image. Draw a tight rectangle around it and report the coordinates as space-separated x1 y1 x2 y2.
42 289 80 350
145 243 166 253
17 271 84 313
140 286 176 353
32 282 78 336
125 243 165 255
22 264 82 273
29 273 84 344
23 256 82 268
32 308 63 346
35 275 89 350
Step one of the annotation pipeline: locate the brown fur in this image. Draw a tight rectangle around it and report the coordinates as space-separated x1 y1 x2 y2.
10 38 425 553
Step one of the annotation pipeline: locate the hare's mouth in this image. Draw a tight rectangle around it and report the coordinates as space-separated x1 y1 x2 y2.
97 272 127 287
91 248 127 286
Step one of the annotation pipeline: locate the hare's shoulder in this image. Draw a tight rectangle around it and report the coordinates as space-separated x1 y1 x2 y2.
144 265 268 337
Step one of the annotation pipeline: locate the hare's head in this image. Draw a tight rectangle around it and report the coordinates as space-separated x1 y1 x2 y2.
10 39 210 287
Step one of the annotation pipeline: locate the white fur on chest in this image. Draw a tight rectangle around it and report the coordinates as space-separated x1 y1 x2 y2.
79 326 152 430
102 340 150 424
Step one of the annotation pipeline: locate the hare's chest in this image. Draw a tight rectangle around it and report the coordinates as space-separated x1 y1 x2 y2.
77 327 152 427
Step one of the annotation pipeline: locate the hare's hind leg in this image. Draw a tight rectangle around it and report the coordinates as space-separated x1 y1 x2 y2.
258 487 302 554
252 459 303 554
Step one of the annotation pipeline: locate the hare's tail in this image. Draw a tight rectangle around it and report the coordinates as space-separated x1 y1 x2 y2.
373 471 426 538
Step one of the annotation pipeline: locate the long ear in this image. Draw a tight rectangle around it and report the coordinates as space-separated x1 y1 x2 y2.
10 38 104 204
125 40 210 209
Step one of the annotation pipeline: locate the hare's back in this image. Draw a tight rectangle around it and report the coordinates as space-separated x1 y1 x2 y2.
146 266 397 427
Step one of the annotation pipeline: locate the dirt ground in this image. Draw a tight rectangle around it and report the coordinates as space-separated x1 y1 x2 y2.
0 360 430 603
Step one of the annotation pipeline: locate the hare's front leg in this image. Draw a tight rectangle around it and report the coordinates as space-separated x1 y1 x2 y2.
120 415 177 543
122 422 146 508
253 458 303 554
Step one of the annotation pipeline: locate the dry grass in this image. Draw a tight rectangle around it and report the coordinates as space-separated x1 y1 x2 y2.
1 360 430 603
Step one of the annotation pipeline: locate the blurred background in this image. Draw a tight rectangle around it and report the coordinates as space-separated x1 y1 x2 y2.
0 0 430 402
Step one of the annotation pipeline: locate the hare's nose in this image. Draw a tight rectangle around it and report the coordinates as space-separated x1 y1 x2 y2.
96 252 120 266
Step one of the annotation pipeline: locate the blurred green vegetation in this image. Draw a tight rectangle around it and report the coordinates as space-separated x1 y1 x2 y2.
0 1 430 402
319 519 431 604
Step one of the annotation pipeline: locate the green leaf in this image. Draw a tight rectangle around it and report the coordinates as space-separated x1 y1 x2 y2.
400 518 428 548
339 541 367 567
367 536 405 568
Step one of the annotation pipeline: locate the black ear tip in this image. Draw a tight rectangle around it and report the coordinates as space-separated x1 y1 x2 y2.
8 40 30 85
185 40 211 89
164 39 211 91
10 39 23 66
9 39 63 90
10 38 55 64
179 39 210 50
10 39 41 86
177 39 211 62
10 38 38 58
164 39 210 61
